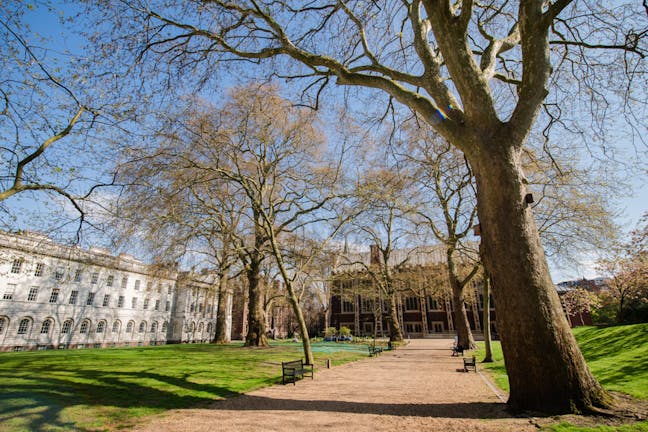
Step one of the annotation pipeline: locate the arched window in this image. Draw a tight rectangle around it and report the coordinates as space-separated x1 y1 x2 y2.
40 319 53 334
150 321 158 333
126 321 134 333
198 322 204 332
96 321 106 333
162 321 168 333
79 320 90 334
112 321 121 333
138 321 146 333
207 323 213 333
61 319 73 334
0 317 8 335
17 318 30 335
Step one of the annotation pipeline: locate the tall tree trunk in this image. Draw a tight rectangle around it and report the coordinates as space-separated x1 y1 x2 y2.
214 275 232 344
387 293 404 342
245 254 268 347
471 142 611 413
285 281 315 365
447 249 476 349
482 274 494 363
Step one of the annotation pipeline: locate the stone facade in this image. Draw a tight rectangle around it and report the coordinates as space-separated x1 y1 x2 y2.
0 231 219 352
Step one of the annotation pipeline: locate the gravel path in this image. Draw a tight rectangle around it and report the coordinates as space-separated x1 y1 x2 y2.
131 339 538 431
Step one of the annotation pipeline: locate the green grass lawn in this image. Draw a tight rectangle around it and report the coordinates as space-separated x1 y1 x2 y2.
0 341 369 432
475 323 648 432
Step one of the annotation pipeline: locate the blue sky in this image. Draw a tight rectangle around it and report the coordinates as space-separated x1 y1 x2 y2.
5 2 647 283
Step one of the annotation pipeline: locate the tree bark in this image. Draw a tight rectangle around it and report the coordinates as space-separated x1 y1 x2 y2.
386 293 404 342
214 274 232 344
471 141 611 413
285 281 315 365
482 274 494 363
447 249 476 349
244 252 269 347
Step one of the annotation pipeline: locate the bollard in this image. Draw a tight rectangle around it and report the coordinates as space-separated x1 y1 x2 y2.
326 359 331 368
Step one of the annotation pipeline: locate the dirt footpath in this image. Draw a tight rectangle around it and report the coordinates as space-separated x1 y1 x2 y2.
131 339 538 432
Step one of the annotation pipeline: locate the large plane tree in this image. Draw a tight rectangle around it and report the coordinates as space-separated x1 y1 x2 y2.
85 0 647 414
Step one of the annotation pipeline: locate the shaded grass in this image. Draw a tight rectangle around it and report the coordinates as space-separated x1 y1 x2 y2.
0 341 368 431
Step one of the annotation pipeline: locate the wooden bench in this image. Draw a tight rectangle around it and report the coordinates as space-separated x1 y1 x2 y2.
463 355 477 372
281 359 314 385
368 345 383 356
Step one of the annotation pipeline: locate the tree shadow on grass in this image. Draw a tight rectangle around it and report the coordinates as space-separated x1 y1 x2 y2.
0 368 246 432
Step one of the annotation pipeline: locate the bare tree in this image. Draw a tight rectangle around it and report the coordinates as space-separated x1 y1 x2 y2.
352 164 429 342
135 83 341 361
403 126 481 349
1 4 98 232
85 0 648 413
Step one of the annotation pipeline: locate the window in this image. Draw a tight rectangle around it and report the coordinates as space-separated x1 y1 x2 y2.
150 322 158 333
0 317 6 334
167 285 172 295
49 288 60 303
361 298 374 313
143 298 149 310
79 320 90 334
428 297 440 311
96 321 106 333
207 323 213 333
134 280 141 290
102 294 110 307
161 321 168 333
40 319 52 334
126 321 134 333
405 297 420 311
199 303 203 313
121 276 128 289
27 287 39 301
54 267 65 281
146 281 153 291
165 300 170 312
117 295 124 308
131 297 137 309
61 320 73 334
17 318 30 334
154 299 160 311
74 269 83 282
69 290 78 305
91 272 99 284
342 299 355 313
86 292 95 306
405 322 422 333
34 263 44 277
3 284 16 300
106 275 114 287
112 321 120 333
138 322 146 333
11 258 24 274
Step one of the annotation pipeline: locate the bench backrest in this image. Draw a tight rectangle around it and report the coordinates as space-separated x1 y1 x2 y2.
282 360 303 370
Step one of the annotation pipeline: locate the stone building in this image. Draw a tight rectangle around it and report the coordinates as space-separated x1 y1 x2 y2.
0 230 219 352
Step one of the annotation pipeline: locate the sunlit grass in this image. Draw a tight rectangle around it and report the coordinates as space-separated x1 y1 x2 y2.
474 323 648 432
0 341 368 431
